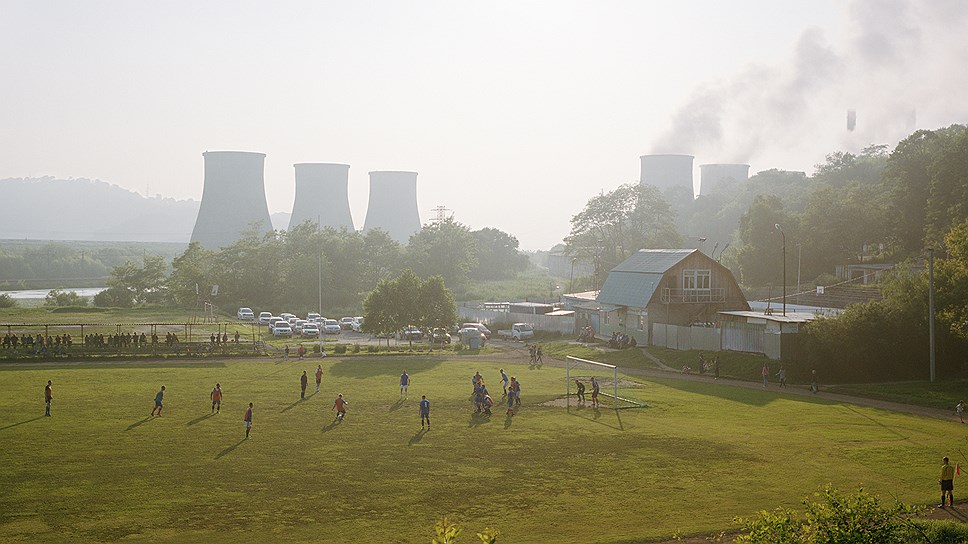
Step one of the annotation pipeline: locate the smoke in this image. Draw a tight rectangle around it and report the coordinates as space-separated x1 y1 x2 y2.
652 0 968 170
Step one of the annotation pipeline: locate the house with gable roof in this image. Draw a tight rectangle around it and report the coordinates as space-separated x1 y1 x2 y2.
596 249 750 346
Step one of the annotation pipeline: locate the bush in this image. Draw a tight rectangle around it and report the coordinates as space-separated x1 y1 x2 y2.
0 293 15 308
44 289 87 308
367 345 378 353
334 344 347 354
93 287 134 308
352 343 361 353
734 486 915 544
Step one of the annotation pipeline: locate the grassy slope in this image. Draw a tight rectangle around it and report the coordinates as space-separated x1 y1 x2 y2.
0 356 957 543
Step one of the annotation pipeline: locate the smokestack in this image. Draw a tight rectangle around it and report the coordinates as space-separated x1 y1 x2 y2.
288 163 354 231
191 151 272 249
699 163 750 196
639 154 694 191
363 171 420 244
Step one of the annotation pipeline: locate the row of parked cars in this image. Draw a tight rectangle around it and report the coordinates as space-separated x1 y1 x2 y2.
237 308 364 338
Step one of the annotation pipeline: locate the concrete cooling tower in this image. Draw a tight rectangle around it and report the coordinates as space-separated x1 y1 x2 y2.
699 163 750 196
288 163 354 231
639 154 694 191
362 171 420 244
190 151 272 249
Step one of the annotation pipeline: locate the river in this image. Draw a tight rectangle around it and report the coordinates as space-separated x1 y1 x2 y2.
1 287 106 300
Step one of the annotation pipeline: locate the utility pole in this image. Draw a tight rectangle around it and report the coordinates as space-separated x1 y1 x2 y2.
928 248 936 382
775 224 786 316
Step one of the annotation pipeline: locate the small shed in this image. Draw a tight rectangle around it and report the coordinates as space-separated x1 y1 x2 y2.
718 310 817 360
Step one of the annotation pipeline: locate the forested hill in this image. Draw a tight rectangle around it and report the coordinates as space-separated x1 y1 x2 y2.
0 177 199 243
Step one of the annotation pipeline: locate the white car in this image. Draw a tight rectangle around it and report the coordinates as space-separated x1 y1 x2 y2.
306 312 321 322
237 307 254 320
287 316 299 327
268 317 285 331
258 312 273 325
272 322 293 337
351 317 364 332
293 319 308 333
339 317 355 330
279 312 296 321
301 324 320 337
322 319 341 334
462 323 492 339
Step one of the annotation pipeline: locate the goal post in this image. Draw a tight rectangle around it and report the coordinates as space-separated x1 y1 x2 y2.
565 356 646 409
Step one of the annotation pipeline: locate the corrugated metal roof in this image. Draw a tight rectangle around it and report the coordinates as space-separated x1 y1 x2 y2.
596 249 695 308
597 271 665 308
612 249 694 273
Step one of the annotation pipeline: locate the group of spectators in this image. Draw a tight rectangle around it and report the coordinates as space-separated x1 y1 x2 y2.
607 331 637 349
2 333 73 353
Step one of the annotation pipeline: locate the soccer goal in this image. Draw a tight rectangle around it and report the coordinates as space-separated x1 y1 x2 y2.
565 356 647 409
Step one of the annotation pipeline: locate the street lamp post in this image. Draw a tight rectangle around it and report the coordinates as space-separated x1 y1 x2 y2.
569 257 577 294
775 223 786 316
928 248 936 382
318 252 324 357
796 243 802 306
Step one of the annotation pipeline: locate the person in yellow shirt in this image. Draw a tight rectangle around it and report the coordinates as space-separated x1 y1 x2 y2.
940 456 956 508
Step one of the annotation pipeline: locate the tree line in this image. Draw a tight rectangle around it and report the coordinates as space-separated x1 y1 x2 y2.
90 219 528 315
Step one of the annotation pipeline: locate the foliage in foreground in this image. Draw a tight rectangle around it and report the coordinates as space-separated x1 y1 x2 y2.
432 518 499 544
732 485 968 544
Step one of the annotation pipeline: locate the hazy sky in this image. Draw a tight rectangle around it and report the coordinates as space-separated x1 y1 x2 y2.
2 1 966 249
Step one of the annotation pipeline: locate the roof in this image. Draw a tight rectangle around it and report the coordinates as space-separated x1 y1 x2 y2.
597 249 696 308
718 310 818 324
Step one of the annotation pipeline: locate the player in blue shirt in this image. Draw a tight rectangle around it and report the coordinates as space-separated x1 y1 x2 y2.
151 385 166 416
419 395 430 429
500 368 509 395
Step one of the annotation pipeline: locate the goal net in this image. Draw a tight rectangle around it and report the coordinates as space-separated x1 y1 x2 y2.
565 356 646 409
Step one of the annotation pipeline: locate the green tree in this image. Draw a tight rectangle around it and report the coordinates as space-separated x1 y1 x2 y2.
0 293 15 308
732 195 797 287
470 227 528 281
167 242 217 307
406 218 478 289
106 255 168 305
362 269 457 346
565 183 681 281
936 218 968 341
43 289 87 307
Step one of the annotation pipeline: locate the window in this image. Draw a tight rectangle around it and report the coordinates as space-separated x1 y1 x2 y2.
637 315 645 331
603 312 610 325
682 269 711 290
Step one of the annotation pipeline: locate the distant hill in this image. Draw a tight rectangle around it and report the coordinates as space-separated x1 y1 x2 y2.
0 177 200 243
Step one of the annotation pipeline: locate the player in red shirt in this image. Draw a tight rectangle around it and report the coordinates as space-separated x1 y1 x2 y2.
211 383 222 414
332 394 348 421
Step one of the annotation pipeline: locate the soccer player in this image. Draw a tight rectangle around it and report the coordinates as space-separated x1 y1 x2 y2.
151 385 166 416
211 383 222 414
957 400 966 424
400 370 410 399
244 402 253 439
284 345 290 360
506 384 515 416
315 365 323 393
500 368 509 395
513 377 521 407
591 377 600 408
333 394 348 421
300 371 308 399
940 456 956 507
482 394 493 416
575 379 585 403
44 380 53 417
419 395 430 429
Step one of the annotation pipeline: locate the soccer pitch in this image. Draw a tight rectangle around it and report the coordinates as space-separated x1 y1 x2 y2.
0 357 955 543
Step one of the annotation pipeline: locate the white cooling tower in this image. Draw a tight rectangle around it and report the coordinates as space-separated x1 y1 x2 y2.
288 163 354 231
190 151 272 249
362 171 420 244
639 154 694 191
699 163 750 196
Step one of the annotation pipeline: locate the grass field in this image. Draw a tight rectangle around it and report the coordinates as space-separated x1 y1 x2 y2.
0 355 960 543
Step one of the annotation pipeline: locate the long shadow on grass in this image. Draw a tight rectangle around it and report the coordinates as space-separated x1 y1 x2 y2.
125 416 153 431
389 399 405 412
0 416 44 431
215 439 246 459
940 506 968 522
843 405 910 440
281 396 312 413
0 362 227 372
408 429 426 446
186 413 215 426
566 405 625 431
328 358 442 379
651 376 842 408
468 412 492 427
321 419 343 433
